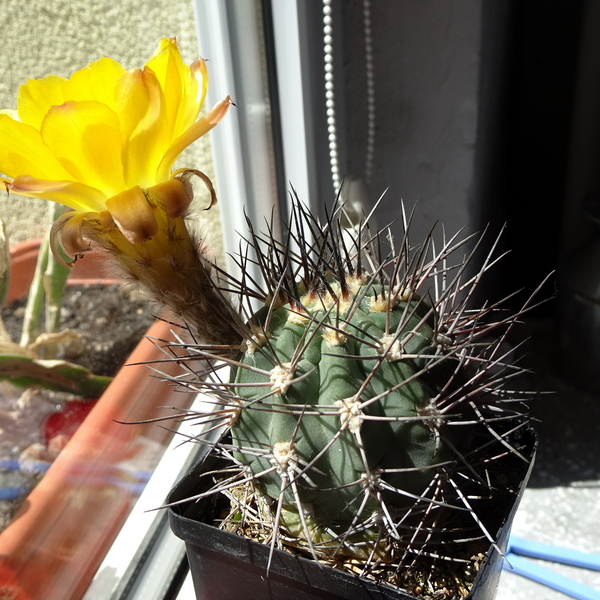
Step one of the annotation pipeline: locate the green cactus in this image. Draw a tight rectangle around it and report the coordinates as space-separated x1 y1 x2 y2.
160 200 538 579
232 281 446 543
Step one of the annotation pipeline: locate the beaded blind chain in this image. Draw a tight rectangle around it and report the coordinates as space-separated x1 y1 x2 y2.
322 0 375 193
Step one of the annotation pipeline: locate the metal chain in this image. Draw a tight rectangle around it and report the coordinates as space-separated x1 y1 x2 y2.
363 0 375 183
323 0 340 192
322 0 376 191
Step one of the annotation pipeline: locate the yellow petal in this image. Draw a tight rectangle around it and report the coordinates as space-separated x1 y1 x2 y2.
152 37 177 56
63 57 126 109
17 75 67 130
105 186 158 243
114 67 169 187
192 59 208 111
145 38 185 139
40 100 125 196
0 114 72 180
146 39 208 139
172 58 205 138
8 175 107 212
144 39 206 143
156 96 231 182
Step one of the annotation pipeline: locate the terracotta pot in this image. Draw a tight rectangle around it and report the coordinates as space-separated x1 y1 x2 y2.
6 238 120 303
0 240 191 600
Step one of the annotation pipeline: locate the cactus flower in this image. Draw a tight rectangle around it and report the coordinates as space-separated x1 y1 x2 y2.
0 38 230 258
0 39 237 343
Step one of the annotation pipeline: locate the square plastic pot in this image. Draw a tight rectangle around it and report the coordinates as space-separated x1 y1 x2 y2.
169 427 537 600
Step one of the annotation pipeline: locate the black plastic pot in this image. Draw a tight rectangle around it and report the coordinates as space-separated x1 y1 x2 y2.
168 428 537 600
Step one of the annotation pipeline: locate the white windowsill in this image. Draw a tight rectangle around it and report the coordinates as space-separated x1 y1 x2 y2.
83 390 217 600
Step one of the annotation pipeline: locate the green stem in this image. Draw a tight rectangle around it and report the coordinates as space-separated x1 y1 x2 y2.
44 204 71 336
0 354 112 398
0 219 11 342
19 233 49 347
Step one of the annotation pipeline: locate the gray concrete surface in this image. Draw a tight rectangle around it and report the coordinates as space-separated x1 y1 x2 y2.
497 319 600 600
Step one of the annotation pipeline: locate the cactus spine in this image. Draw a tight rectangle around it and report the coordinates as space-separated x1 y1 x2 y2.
160 200 537 589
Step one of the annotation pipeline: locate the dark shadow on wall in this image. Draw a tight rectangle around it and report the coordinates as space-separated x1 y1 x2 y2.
474 0 584 313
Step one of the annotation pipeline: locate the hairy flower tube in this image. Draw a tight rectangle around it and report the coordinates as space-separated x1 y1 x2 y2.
0 39 239 344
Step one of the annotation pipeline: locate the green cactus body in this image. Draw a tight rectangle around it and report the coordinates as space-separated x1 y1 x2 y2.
157 199 534 577
231 277 450 545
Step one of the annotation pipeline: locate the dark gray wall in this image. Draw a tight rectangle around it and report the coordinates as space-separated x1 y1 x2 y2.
265 0 585 307
335 0 583 306
561 0 600 256
341 0 482 245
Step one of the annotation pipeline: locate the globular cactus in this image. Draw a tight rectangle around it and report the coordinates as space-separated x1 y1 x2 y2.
232 277 446 551
162 200 539 588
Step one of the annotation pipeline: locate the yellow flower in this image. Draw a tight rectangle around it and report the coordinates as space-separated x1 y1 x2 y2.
0 38 230 257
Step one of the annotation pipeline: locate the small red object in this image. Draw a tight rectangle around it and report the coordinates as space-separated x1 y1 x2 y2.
42 400 97 445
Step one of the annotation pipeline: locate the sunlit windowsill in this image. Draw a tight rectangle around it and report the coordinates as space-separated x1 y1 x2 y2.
83 391 217 600
175 573 195 600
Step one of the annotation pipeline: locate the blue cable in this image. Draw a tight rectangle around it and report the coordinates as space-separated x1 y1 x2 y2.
504 537 600 600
